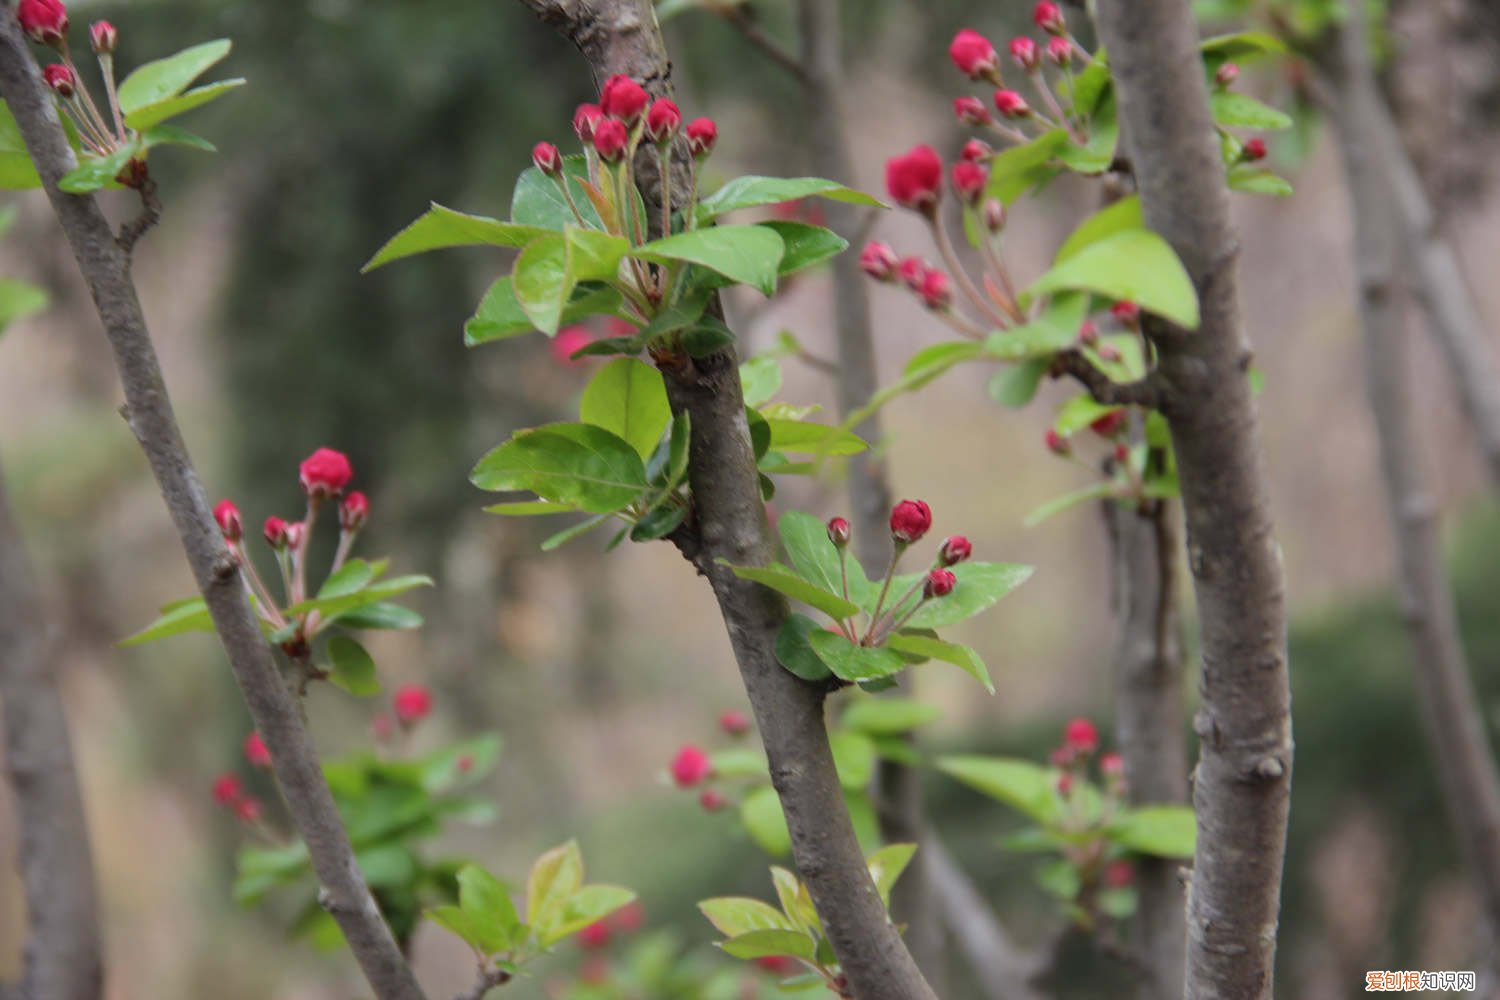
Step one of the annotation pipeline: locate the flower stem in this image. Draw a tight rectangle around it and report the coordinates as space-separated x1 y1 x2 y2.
864 544 906 642
929 214 1009 329
97 52 125 141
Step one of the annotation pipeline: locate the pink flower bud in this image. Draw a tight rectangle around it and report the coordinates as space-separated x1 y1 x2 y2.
1100 751 1125 777
1009 36 1040 72
532 141 562 176
1044 428 1070 456
1034 1 1066 34
919 268 952 311
827 516 852 547
42 63 74 98
262 516 291 549
610 901 645 932
1110 300 1140 326
89 19 116 54
299 447 353 499
457 754 474 773
756 956 799 977
393 683 433 726
371 713 395 742
214 499 242 542
951 161 988 205
1243 137 1267 162
1104 860 1135 888
645 98 681 145
953 96 991 126
670 744 713 788
1113 442 1130 464
939 535 972 566
212 773 243 806
1096 343 1123 362
1049 745 1075 768
1090 410 1127 438
1077 320 1099 345
993 89 1031 118
982 198 1007 233
961 138 993 162
686 118 718 158
599 74 649 125
1046 36 1073 67
699 789 727 812
1214 62 1240 88
889 499 933 544
949 29 999 81
593 118 629 163
1063 716 1099 753
924 568 957 598
244 731 272 769
578 921 612 950
282 522 305 551
718 710 752 738
897 256 930 292
858 242 899 282
551 325 594 365
1056 771 1073 796
234 797 263 823
17 0 68 47
885 144 943 213
340 491 369 532
572 103 604 143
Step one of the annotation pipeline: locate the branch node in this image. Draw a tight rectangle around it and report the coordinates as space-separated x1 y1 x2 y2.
1050 349 1165 408
115 175 161 256
212 553 238 582
1250 755 1286 781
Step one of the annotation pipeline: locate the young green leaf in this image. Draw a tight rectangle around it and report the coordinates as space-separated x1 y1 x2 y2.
866 843 918 908
829 729 877 789
123 78 245 131
118 597 213 646
363 204 549 272
457 864 522 955
1209 91 1293 131
537 885 637 947
807 631 908 683
770 867 821 935
1054 196 1144 264
739 356 783 408
937 755 1061 825
1108 805 1197 858
526 841 584 929
989 357 1051 408
885 633 993 692
720 562 860 619
777 510 866 603
720 929 817 961
774 614 835 682
1024 229 1199 329
580 358 671 460
0 276 49 335
841 697 941 735
326 635 380 696
699 894 798 937
985 129 1069 205
694 175 882 222
1024 481 1117 527
766 418 866 456
471 423 648 513
634 225 785 296
512 233 574 336
739 785 792 857
117 40 232 116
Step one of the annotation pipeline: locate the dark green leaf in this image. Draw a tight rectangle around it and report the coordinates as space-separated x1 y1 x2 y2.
989 358 1051 407
326 635 380 696
1199 31 1288 60
737 786 792 858
774 614 834 682
778 510 868 604
887 561 1034 629
720 561 860 619
541 513 613 551
1108 805 1197 858
885 633 993 692
510 156 605 231
681 317 737 357
759 220 847 275
465 279 624 346
807 631 908 683
985 130 1069 205
512 233 572 336
471 423 648 513
629 503 686 541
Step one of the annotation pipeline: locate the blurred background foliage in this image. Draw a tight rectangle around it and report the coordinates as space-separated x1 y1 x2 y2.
4 0 1500 997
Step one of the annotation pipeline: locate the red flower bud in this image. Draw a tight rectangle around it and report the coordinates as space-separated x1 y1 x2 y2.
578 921 612 950
1114 442 1130 464
1046 35 1073 67
42 63 74 98
858 242 899 282
1064 716 1099 753
939 535 972 566
953 95 991 126
1009 36 1040 71
1100 751 1125 777
532 141 562 176
961 138 993 162
1044 428 1070 456
1077 319 1100 345
889 499 932 544
234 797 263 823
299 447 353 499
919 268 952 311
983 198 1007 233
885 144 943 212
371 713 395 742
1214 62 1240 88
897 256 930 292
1096 342 1123 363
670 744 713 788
600 74 649 125
283 521 305 550
1243 137 1267 162
686 117 718 158
89 19 116 54
393 683 433 726
340 491 369 532
593 118 629 163
949 28 999 81
17 0 68 47
827 516 852 547
610 901 645 932
924 568 957 598
214 499 242 542
719 709 751 736
212 773 242 806
756 956 799 977
244 731 272 768
1110 299 1140 326
699 789 727 812
1090 410 1127 438
551 325 594 365
1105 860 1135 888
572 103 604 143
951 161 988 205
1056 771 1074 796
993 89 1031 118
1034 1 1065 33
1049 745 1075 768
262 516 291 549
645 98 681 145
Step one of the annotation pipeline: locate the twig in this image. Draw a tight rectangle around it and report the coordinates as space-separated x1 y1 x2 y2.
452 966 511 1000
0 21 427 1000
116 174 161 257
719 4 809 84
1050 349 1163 408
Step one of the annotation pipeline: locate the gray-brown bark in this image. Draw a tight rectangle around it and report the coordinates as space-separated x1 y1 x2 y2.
1328 2 1500 952
1092 2 1293 998
515 3 937 996
0 467 102 1000
0 20 425 1000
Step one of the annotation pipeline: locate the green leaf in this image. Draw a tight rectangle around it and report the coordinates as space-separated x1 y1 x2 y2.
720 929 816 961
766 418 866 456
1228 165 1293 196
538 885 637 947
866 843 918 907
759 221 847 275
983 292 1092 362
139 124 216 153
1108 805 1197 858
454 864 521 955
335 601 423 631
427 905 489 954
840 341 986 431
58 143 140 194
891 562 1035 629
1069 56 1113 116
0 102 42 189
1055 196 1144 263
482 500 578 516
1025 481 1116 527
740 356 783 408
708 748 769 779
117 40 232 115
286 574 433 622
566 225 629 282
1024 229 1199 329
841 698 941 735
319 558 384 600
985 130 1069 205
829 729 877 789
232 842 310 904
721 562 860 619
807 631 908 683
326 636 380 696
740 785 792 857
123 77 245 131
580 358 671 461
526 841 584 927
510 156 605 231
699 894 797 937
695 175 882 222
774 614 835 682
1037 858 1081 900
886 633 992 692
465 278 623 346
542 513 613 551
778 510 867 604
1054 394 1122 436
119 597 213 646
989 358 1051 407
937 755 1060 825
634 225 785 296
512 233 572 336
364 204 549 272
1209 91 1293 131
472 423 648 513
770 867 820 934
1199 31 1288 60
0 276 49 334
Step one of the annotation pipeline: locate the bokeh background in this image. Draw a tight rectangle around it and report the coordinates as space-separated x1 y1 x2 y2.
3 0 1500 997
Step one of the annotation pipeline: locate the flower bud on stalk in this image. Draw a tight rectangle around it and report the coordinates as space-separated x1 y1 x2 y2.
572 103 604 143
532 141 562 177
1046 36 1073 68
593 119 629 163
938 535 972 566
982 198 1007 233
599 74 649 126
1009 37 1040 73
1242 137 1268 162
949 29 1000 82
89 19 116 54
1214 62 1240 88
827 516 851 548
645 99 681 146
858 242 899 282
924 568 957 599
686 118 717 159
961 138 993 162
952 96 991 126
1044 428 1070 456
670 745 712 788
993 89 1031 119
897 256 930 292
1033 1 1066 35
17 0 68 48
951 161 988 206
889 499 932 544
919 269 952 311
214 499 243 542
340 491 369 532
42 63 74 98
299 447 352 500
885 144 943 214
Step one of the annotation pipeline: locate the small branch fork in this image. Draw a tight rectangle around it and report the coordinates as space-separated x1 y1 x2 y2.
1050 349 1164 408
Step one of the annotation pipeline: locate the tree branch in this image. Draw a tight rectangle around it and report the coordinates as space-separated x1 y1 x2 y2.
1327 1 1500 947
0 466 102 1000
515 3 936 996
1092 3 1293 998
1050 350 1163 408
452 967 511 1000
0 22 426 1000
925 837 1049 1000
722 4 808 84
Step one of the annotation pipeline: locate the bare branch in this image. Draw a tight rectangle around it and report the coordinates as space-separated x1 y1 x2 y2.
722 5 808 83
0 22 426 1000
1050 350 1163 408
1091 2 1293 998
115 174 161 256
0 467 102 1000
